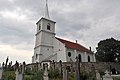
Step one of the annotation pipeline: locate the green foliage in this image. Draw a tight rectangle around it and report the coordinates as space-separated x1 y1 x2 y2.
2 71 15 80
80 71 89 80
24 75 33 80
32 70 44 80
113 77 120 80
68 72 76 80
48 68 59 79
96 38 120 62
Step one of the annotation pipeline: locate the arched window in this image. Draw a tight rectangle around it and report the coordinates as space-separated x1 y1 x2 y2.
68 52 71 57
78 54 81 62
47 23 50 30
88 56 90 62
39 24 41 30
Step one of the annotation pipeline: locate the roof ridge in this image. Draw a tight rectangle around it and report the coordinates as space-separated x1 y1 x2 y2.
56 37 94 54
55 37 76 44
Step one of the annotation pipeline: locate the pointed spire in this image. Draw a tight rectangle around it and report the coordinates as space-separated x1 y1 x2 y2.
44 0 50 19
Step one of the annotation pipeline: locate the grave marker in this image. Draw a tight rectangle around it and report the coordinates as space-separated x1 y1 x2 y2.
0 67 3 80
96 70 101 80
43 63 49 80
63 65 68 80
103 70 113 80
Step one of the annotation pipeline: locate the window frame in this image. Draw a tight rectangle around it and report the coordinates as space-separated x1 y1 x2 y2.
47 23 50 30
39 24 41 30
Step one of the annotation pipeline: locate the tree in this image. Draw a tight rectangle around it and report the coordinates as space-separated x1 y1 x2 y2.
96 38 120 62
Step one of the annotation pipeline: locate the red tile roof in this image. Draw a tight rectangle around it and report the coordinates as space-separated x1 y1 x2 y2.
56 37 93 54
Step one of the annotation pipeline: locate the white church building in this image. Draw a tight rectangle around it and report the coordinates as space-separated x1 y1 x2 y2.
32 0 96 63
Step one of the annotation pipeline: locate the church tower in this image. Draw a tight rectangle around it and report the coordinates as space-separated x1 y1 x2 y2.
32 0 56 63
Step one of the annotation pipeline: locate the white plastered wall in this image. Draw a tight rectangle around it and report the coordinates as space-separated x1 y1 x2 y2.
53 38 67 62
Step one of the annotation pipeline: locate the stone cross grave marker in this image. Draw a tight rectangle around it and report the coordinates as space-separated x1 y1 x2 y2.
103 70 113 80
43 63 49 80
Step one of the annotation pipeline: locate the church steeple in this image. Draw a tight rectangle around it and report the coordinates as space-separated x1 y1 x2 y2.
44 0 50 19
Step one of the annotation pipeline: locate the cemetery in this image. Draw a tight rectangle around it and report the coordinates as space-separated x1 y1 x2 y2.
0 57 120 80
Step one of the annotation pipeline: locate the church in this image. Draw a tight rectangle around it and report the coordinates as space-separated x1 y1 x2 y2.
32 0 96 63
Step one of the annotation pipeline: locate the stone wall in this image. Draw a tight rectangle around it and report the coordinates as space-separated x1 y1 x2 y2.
55 62 120 74
80 62 120 73
27 62 120 74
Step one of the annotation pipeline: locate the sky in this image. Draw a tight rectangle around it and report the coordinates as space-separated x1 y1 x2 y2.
0 0 120 64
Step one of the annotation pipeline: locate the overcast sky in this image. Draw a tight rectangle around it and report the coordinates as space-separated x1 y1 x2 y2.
0 0 120 64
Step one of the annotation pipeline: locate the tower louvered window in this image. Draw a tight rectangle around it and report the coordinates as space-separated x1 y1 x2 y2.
47 23 50 30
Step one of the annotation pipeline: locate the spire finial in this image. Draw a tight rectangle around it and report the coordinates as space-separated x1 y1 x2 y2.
44 0 50 19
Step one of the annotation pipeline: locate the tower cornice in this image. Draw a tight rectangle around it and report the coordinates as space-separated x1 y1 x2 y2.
36 17 56 25
35 30 56 36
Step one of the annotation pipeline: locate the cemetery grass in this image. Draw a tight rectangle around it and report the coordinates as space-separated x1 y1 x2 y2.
113 77 120 80
2 71 15 80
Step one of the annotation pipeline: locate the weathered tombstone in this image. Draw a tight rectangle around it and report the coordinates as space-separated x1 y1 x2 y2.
75 56 80 80
52 60 55 69
22 62 26 80
70 58 74 73
63 65 68 80
15 61 19 71
103 70 113 80
5 56 9 68
2 62 4 68
15 69 23 80
96 70 101 80
0 67 3 80
19 63 22 73
22 62 26 74
43 63 49 80
59 60 62 77
15 61 25 80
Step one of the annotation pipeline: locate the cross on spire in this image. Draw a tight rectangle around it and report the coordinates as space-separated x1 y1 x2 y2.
44 0 50 19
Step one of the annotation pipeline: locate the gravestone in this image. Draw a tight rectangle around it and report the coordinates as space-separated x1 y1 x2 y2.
103 70 113 80
52 60 55 69
70 58 74 73
59 60 62 77
63 65 68 80
43 63 49 80
15 61 19 71
0 67 3 80
15 62 25 80
76 56 80 80
96 70 101 80
15 69 23 80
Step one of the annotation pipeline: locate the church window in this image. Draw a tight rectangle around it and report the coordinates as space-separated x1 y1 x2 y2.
36 54 37 59
88 56 90 62
68 52 71 57
39 24 41 30
47 23 50 30
78 54 81 62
